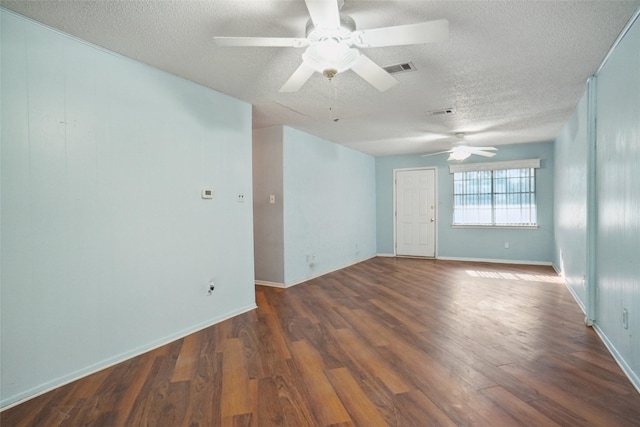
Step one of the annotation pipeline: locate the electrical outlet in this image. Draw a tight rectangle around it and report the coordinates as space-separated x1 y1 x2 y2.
623 308 629 329
237 193 245 203
504 242 509 249
208 280 215 295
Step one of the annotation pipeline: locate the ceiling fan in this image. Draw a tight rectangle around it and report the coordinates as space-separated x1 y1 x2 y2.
421 133 497 161
213 0 448 92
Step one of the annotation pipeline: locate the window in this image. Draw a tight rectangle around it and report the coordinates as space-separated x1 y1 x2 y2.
450 159 539 227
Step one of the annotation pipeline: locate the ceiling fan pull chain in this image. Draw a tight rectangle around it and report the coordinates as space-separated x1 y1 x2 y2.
329 78 339 122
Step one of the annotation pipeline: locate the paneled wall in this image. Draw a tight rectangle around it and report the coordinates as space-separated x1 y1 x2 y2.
553 92 589 306
594 14 640 387
1 11 255 408
554 11 640 390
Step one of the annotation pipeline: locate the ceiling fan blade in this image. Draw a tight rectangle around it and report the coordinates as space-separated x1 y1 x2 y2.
421 151 449 157
467 146 497 151
280 61 316 93
353 19 449 48
470 151 497 158
213 37 308 48
350 53 398 92
305 0 340 29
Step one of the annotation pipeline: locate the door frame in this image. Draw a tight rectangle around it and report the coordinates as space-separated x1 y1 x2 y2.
393 167 439 258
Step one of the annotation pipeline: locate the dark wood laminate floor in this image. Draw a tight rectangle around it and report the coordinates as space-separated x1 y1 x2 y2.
3 257 640 426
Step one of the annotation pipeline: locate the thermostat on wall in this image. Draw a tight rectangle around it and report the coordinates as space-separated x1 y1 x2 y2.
201 189 214 199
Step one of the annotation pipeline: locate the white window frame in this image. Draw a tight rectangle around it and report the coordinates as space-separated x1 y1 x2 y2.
449 159 541 228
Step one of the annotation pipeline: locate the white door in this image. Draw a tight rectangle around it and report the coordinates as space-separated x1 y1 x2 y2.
395 169 437 257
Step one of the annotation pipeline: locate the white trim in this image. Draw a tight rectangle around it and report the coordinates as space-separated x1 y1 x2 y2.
561 276 588 315
376 253 396 258
451 225 538 230
436 256 552 266
395 256 437 261
0 303 257 411
255 280 286 288
585 76 598 324
449 158 541 173
553 266 587 320
558 272 640 395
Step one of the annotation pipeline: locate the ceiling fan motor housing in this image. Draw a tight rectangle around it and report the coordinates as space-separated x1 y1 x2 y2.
305 15 356 38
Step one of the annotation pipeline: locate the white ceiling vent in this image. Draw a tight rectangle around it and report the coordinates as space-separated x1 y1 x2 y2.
383 62 416 74
425 107 456 116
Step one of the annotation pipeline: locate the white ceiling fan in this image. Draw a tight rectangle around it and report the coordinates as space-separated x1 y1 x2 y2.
421 133 497 161
213 0 448 92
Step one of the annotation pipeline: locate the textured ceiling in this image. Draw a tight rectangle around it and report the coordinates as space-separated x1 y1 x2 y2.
3 1 639 156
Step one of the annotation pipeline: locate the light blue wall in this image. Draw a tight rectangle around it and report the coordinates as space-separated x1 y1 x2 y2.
554 92 589 306
1 11 255 408
282 127 376 285
593 13 640 388
376 142 555 263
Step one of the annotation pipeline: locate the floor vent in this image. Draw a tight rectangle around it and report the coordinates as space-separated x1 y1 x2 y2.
383 62 416 74
425 107 456 116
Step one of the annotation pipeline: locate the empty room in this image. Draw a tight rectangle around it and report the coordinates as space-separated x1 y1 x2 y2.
2 1 640 426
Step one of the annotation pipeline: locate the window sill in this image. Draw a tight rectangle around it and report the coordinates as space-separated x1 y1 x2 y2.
451 224 539 230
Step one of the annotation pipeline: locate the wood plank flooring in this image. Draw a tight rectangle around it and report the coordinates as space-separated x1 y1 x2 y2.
3 257 640 426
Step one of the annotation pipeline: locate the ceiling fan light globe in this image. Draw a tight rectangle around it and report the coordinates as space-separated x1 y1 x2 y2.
448 150 471 161
303 43 359 75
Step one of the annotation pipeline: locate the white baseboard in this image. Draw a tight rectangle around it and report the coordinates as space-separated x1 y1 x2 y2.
554 266 639 395
436 256 553 266
562 280 587 315
255 280 285 288
259 255 377 289
0 303 257 411
377 254 552 266
592 324 640 395
536 265 639 396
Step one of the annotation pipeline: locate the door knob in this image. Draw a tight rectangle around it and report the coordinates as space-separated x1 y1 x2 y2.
431 218 435 222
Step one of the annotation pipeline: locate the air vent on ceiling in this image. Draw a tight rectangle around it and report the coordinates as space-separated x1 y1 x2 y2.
425 107 456 117
383 62 416 74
